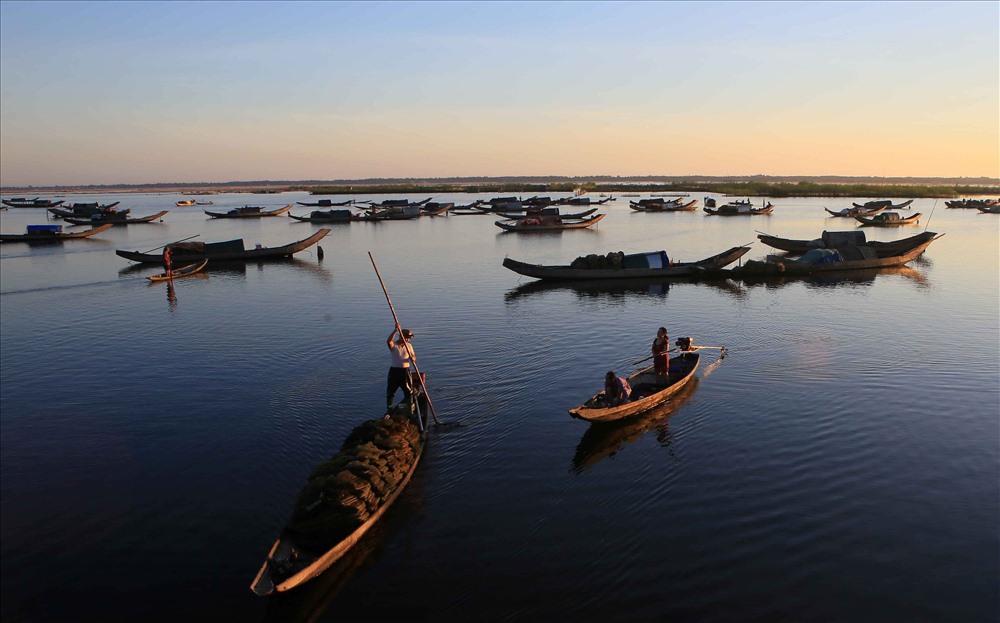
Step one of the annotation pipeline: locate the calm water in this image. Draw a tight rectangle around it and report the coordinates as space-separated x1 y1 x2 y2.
1 192 998 622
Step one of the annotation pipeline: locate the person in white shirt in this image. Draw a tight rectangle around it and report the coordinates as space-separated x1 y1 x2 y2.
386 327 416 414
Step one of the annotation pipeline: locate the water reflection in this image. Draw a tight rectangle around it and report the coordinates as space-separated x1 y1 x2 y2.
735 264 930 290
571 379 699 473
504 277 747 303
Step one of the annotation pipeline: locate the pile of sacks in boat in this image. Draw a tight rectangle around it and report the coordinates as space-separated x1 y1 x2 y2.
285 411 422 550
570 251 626 270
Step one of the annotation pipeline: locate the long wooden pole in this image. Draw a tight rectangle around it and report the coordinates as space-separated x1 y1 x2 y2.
141 234 200 255
368 252 440 425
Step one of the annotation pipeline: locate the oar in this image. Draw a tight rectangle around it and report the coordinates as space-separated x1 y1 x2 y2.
140 234 199 255
368 252 441 426
924 199 938 232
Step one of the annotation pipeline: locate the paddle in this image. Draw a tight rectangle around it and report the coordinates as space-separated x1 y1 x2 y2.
139 234 200 255
368 252 441 426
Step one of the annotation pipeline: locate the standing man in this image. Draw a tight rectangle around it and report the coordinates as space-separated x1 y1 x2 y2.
386 327 416 414
163 246 174 278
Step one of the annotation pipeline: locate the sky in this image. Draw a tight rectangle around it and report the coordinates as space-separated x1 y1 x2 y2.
0 1 997 186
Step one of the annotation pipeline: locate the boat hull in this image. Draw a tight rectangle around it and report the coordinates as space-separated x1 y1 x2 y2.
569 353 700 423
116 228 330 264
502 245 751 281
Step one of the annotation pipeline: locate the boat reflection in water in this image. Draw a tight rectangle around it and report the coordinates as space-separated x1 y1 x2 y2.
504 277 747 303
571 379 700 474
735 263 930 290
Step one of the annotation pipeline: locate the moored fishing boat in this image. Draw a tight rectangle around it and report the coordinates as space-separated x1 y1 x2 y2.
734 232 943 276
629 199 699 212
48 202 122 218
204 205 292 218
297 198 355 207
569 350 701 423
824 205 887 218
854 211 921 227
502 244 751 281
852 199 913 210
419 202 454 216
64 210 169 225
289 209 360 223
494 213 605 232
1 197 64 209
251 403 428 595
495 207 598 220
0 223 114 243
147 259 208 282
704 202 774 216
115 228 330 264
756 230 936 255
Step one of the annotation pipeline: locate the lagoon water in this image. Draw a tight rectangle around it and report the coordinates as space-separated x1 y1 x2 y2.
1 192 998 622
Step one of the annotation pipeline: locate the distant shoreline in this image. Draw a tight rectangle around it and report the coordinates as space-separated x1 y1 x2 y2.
2 176 998 198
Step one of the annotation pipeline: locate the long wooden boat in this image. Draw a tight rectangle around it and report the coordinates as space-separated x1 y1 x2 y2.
854 212 921 227
2 197 64 209
115 228 330 264
852 199 913 210
494 213 605 232
756 230 937 255
976 205 1000 214
419 202 454 216
738 233 943 275
204 205 292 218
147 259 208 281
1 223 113 243
361 205 423 220
496 207 598 220
48 202 122 218
824 205 887 218
251 404 428 596
502 244 751 281
629 199 699 212
704 203 774 216
64 210 169 225
297 198 355 207
569 352 700 423
289 209 360 223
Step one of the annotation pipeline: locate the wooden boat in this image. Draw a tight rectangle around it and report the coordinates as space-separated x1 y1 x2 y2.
419 202 454 216
289 209 360 223
48 202 122 218
756 230 937 255
251 403 428 596
195 201 213 205
854 212 921 227
494 213 606 232
1 223 113 243
946 198 999 209
496 207 598 220
64 210 169 225
204 205 292 218
2 197 64 209
175 199 196 206
629 199 699 212
824 205 887 218
115 228 330 264
361 205 423 220
502 245 751 281
553 196 613 206
569 352 700 423
976 205 1000 214
704 203 774 216
147 259 208 281
296 198 355 207
363 197 433 209
852 199 913 210
735 233 943 276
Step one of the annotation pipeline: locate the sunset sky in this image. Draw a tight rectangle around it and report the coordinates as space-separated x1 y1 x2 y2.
1 1 997 186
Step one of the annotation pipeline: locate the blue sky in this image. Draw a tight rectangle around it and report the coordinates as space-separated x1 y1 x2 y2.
1 1 997 185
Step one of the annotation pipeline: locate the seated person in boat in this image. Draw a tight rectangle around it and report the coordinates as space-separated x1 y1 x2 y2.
604 371 631 406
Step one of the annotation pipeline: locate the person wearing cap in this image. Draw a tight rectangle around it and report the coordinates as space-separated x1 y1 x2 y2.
386 327 416 414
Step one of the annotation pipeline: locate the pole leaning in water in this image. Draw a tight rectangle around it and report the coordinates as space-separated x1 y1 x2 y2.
368 252 440 425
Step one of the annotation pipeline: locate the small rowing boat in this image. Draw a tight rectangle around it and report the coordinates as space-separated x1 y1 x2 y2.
569 351 701 423
147 260 208 281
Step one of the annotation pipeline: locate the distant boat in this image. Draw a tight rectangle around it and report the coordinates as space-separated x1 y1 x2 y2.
64 210 169 226
204 205 293 219
116 229 330 264
48 202 122 218
176 199 196 207
854 212 921 227
495 213 606 232
1 197 64 209
1 223 114 243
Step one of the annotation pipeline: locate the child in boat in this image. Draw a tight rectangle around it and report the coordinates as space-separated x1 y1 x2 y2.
604 371 631 406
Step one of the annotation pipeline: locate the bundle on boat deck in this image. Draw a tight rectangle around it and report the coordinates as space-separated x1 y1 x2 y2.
282 412 422 554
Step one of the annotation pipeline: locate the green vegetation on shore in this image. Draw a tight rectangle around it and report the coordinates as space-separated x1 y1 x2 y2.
300 181 997 198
